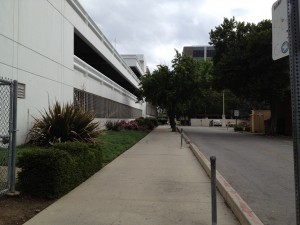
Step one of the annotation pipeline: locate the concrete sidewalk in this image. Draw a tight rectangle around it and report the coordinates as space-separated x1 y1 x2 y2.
24 126 240 225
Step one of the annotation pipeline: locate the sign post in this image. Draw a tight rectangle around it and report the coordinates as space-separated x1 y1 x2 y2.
234 110 239 125
273 0 300 223
286 0 300 223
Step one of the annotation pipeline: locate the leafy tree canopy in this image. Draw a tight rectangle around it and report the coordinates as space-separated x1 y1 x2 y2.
209 17 290 133
137 50 212 130
209 17 289 103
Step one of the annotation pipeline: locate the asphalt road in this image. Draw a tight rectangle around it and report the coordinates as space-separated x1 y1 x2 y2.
182 126 296 225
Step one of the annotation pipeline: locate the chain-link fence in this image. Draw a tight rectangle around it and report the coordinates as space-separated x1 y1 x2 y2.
0 78 17 195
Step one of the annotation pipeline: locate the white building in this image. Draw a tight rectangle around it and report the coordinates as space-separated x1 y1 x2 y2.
121 54 150 78
0 0 152 144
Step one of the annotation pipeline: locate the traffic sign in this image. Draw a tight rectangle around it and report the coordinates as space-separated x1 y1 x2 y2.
234 110 239 117
272 0 289 60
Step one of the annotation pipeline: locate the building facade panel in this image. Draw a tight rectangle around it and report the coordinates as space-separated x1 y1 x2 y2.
48 0 64 13
17 44 63 82
0 1 15 39
63 20 74 69
183 45 215 61
15 69 70 142
0 63 13 78
0 35 14 66
19 0 64 64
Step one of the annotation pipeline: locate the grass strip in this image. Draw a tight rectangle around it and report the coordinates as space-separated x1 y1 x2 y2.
0 130 148 167
98 130 148 165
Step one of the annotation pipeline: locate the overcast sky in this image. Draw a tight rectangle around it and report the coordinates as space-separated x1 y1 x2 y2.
78 0 276 72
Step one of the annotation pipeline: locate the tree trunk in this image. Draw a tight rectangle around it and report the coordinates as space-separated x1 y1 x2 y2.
168 111 176 132
269 99 278 135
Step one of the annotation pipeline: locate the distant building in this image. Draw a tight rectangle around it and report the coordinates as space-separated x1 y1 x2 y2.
182 45 215 61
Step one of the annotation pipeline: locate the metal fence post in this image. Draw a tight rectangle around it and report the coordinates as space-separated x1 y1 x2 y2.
210 156 217 225
8 80 17 194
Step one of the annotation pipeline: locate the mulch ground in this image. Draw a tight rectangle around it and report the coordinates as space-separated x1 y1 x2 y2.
0 194 55 225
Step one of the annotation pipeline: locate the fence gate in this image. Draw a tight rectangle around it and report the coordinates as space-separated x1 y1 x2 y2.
0 78 17 195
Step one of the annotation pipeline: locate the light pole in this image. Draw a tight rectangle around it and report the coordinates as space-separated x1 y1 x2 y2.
222 90 226 127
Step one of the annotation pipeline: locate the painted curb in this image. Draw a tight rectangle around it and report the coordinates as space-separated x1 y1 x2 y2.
181 131 264 225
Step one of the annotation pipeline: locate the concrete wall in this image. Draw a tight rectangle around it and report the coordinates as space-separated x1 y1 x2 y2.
191 118 244 127
0 0 145 144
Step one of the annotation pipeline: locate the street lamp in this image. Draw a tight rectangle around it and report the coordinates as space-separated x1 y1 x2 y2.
222 90 226 127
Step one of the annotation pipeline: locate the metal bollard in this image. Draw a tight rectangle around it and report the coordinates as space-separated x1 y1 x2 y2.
210 156 217 225
181 128 183 148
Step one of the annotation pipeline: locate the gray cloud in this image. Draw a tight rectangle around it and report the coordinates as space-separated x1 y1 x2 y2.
79 0 274 71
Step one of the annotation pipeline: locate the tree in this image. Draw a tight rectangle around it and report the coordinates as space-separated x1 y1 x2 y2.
185 59 244 119
137 50 203 131
209 18 290 134
137 64 176 131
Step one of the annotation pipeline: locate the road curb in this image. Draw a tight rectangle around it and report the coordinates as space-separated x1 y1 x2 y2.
181 131 264 225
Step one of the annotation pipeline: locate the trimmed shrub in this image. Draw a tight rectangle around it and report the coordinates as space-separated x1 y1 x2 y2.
234 124 243 131
157 118 168 125
54 142 102 181
18 149 76 199
106 118 158 131
147 117 158 127
135 117 145 126
234 122 250 132
105 121 123 131
135 117 158 130
122 120 139 130
17 142 102 199
105 121 113 130
143 118 155 130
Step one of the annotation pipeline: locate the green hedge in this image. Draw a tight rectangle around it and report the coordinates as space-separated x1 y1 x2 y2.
54 142 102 182
17 142 102 199
135 117 158 130
234 124 250 132
157 118 168 125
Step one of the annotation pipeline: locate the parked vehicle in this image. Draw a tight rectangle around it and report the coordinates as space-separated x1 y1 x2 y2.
210 119 222 127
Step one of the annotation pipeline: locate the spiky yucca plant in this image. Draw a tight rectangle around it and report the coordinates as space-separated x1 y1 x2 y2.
28 101 100 145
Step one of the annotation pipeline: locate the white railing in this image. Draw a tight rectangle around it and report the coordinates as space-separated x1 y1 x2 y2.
73 56 137 101
67 0 140 84
121 55 144 76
